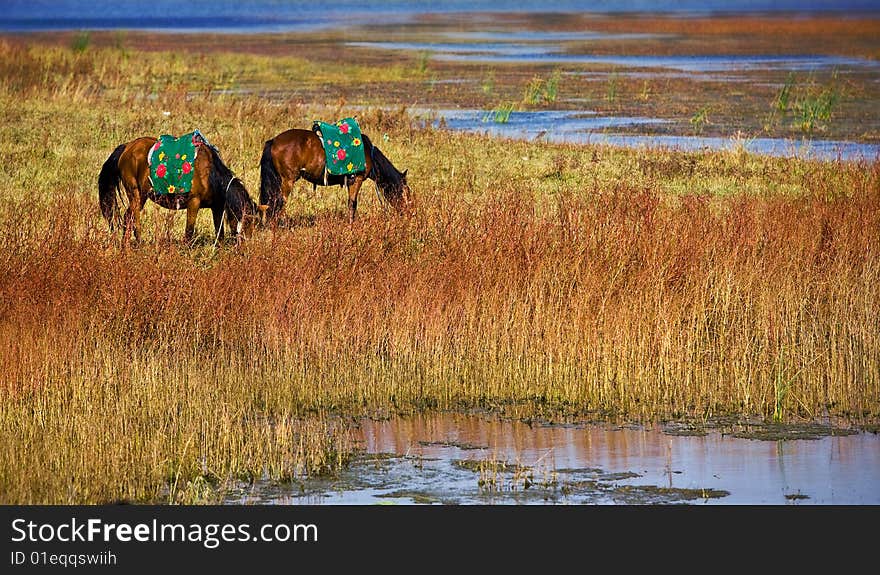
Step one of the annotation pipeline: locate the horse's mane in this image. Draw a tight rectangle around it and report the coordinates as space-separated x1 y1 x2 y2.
206 144 255 221
365 134 405 198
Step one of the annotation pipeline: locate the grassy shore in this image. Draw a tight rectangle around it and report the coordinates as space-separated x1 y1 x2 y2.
0 28 878 503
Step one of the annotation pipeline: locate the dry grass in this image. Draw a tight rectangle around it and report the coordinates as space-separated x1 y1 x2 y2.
0 37 878 504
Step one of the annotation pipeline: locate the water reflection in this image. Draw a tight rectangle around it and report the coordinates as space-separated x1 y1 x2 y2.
226 414 880 505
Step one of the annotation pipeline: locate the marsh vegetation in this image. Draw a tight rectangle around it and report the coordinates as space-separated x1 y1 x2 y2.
0 14 878 503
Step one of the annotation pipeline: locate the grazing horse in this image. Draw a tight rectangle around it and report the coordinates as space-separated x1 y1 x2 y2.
98 134 265 246
259 127 412 224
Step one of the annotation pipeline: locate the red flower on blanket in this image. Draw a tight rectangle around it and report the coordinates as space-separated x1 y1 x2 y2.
182 161 192 174
156 164 167 178
339 122 349 134
336 149 346 161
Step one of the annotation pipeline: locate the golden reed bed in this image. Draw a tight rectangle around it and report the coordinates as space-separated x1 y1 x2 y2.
0 36 877 503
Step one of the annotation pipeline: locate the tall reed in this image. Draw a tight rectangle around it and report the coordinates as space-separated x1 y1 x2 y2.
1 38 877 504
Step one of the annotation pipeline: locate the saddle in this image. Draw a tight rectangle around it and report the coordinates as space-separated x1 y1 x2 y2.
148 130 208 195
312 117 366 182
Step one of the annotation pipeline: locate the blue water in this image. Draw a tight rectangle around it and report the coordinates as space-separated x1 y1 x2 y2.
441 54 877 72
226 414 880 505
427 109 880 162
2 1 878 33
5 2 877 162
349 41 878 71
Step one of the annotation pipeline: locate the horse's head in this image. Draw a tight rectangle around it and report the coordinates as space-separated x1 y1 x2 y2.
387 168 413 213
225 176 270 242
235 204 270 242
369 140 413 214
399 169 411 197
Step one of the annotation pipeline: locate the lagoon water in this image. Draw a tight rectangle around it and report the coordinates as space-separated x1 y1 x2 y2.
2 1 879 33
5 1 878 162
225 414 880 505
349 41 878 72
422 109 880 162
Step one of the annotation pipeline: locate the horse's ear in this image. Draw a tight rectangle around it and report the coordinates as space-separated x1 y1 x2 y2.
402 169 408 178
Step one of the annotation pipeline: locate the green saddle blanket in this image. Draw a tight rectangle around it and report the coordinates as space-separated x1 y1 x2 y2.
148 130 207 195
312 117 366 176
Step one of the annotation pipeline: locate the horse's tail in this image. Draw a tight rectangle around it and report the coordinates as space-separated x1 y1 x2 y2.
259 138 284 221
97 143 126 231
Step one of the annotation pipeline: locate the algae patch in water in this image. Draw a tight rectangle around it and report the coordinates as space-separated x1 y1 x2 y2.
452 458 531 474
553 466 727 504
785 492 810 501
662 419 859 441
725 422 858 441
419 440 488 450
662 422 710 437
609 485 730 504
597 471 642 481
375 490 446 504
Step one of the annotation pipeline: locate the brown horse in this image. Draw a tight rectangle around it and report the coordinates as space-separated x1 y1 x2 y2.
98 135 266 246
259 128 412 224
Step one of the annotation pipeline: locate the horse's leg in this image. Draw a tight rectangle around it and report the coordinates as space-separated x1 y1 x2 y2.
124 189 148 247
118 176 138 247
282 176 297 200
122 205 134 248
281 175 297 218
347 176 364 223
184 198 201 245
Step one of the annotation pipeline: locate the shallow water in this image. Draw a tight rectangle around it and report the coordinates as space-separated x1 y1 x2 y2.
567 70 752 83
431 107 668 132
444 54 878 72
3 1 877 33
443 31 671 43
350 42 877 72
426 108 880 162
0 0 878 33
225 413 880 505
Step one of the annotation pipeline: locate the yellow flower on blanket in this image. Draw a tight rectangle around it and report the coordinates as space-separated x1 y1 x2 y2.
151 131 200 196
312 118 366 177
